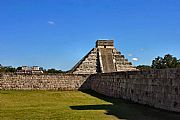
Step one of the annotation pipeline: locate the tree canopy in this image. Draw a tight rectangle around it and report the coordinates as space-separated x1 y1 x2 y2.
136 65 152 70
0 66 16 73
137 54 180 70
46 68 64 73
152 54 180 69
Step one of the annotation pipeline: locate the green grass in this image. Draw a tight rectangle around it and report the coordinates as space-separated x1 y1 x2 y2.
0 90 180 120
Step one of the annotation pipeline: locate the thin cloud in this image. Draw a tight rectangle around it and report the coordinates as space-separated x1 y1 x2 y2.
140 48 144 51
128 54 133 57
132 58 139 61
48 21 55 25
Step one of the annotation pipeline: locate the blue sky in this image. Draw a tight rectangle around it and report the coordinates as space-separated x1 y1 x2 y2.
0 0 180 70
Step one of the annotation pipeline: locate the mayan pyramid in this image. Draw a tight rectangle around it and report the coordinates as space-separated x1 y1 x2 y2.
70 40 137 74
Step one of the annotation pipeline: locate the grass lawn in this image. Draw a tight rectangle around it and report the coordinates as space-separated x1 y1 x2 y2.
0 90 180 120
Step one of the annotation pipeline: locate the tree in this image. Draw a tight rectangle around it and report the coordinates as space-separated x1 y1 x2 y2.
5 67 16 72
17 67 22 70
151 54 180 69
177 60 180 68
0 66 16 73
152 56 164 69
47 68 64 73
163 54 179 68
137 65 152 70
47 68 56 73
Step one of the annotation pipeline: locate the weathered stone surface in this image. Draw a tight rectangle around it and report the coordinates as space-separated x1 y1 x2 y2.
70 48 98 74
0 74 90 90
89 68 180 112
69 40 137 74
1 68 180 112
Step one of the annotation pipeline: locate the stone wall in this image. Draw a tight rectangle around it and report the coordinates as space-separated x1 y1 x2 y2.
0 74 90 90
0 68 180 112
89 68 180 112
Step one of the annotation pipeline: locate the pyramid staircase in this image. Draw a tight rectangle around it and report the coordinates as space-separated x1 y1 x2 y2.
69 40 137 74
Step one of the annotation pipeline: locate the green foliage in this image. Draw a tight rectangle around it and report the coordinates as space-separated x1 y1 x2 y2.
151 56 164 69
177 60 180 68
151 54 180 69
0 66 16 73
137 54 180 70
46 68 64 73
136 65 152 70
17 67 22 70
0 64 65 74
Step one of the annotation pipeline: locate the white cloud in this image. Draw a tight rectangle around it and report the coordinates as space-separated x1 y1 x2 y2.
48 21 55 25
132 58 139 61
128 54 133 57
140 48 144 51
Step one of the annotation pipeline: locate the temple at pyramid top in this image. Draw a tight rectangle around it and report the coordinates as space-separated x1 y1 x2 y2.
96 40 114 48
69 40 137 74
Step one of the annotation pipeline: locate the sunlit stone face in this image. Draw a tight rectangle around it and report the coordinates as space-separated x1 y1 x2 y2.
96 40 114 48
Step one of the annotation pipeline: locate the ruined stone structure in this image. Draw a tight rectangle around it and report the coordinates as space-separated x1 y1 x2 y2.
16 66 43 74
70 40 137 74
1 68 180 112
89 69 180 112
0 74 89 90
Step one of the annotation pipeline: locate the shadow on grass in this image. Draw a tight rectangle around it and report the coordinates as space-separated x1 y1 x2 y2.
70 90 180 120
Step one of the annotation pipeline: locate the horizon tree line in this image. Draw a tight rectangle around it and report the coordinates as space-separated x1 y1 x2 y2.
0 64 66 73
137 54 180 70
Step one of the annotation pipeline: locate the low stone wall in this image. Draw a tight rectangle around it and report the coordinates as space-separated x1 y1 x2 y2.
0 74 90 90
89 69 180 112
